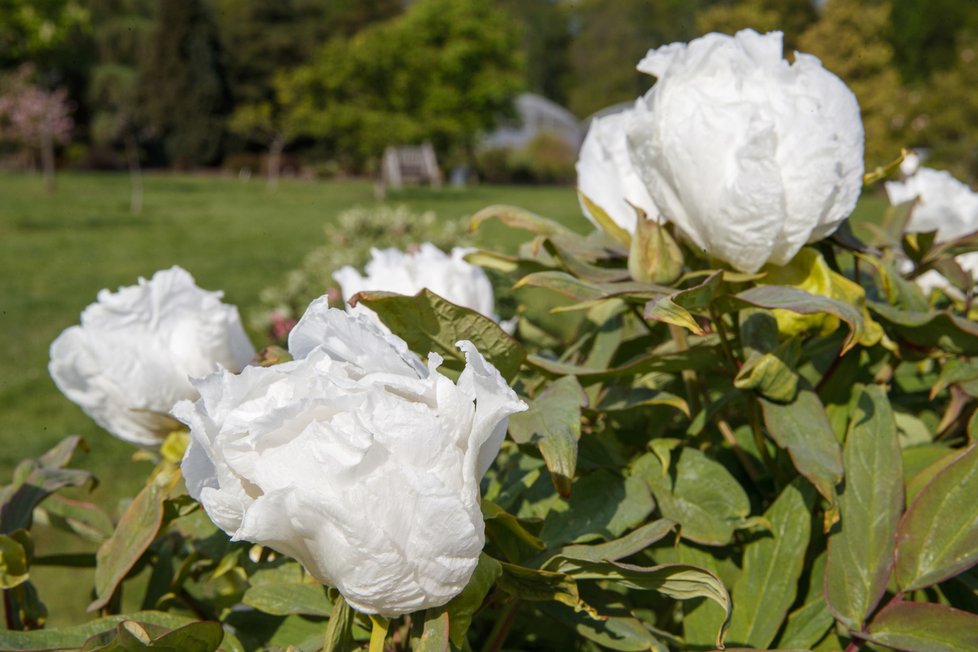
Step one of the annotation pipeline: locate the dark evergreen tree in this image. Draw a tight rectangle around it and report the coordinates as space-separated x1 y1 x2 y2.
139 0 231 167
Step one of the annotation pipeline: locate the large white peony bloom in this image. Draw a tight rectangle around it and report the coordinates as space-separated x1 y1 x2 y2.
577 105 659 234
333 244 498 324
174 300 526 617
624 29 865 273
49 266 255 447
885 167 978 294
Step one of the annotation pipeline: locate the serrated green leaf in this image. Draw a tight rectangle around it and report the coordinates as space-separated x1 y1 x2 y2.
727 481 813 648
759 383 843 503
864 601 978 651
825 385 903 631
352 288 525 381
895 444 978 591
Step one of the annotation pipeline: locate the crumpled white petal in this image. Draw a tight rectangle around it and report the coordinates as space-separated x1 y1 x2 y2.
49 266 255 446
620 29 864 273
333 244 499 329
577 104 660 233
175 301 527 617
885 167 978 295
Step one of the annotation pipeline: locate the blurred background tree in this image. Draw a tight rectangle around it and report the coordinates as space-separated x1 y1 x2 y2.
0 0 975 181
278 0 524 172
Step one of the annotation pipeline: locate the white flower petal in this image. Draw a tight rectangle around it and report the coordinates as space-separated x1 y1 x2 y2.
178 309 526 617
49 267 255 446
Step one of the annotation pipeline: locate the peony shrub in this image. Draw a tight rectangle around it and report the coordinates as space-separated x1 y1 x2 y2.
3 28 978 652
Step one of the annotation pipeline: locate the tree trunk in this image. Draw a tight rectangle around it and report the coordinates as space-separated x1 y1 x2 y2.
267 135 285 192
125 133 143 215
40 129 56 195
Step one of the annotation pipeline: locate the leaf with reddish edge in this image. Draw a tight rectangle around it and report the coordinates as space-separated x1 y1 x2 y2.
824 385 904 632
895 444 978 591
862 600 978 651
760 383 843 504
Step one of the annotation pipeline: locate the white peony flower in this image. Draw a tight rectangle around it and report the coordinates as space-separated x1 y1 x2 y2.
900 150 921 177
174 300 526 617
333 243 499 325
624 29 865 273
49 266 255 447
885 167 978 295
577 105 659 234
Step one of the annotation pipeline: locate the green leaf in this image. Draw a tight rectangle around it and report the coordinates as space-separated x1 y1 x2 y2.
863 601 978 651
509 376 587 496
895 443 978 591
241 582 331 617
83 620 224 652
0 436 93 534
825 385 903 631
553 519 677 566
594 386 689 418
869 303 978 355
727 285 865 354
579 192 632 246
496 561 589 614
90 469 180 612
734 339 801 403
352 288 525 381
322 595 356 652
34 495 114 543
0 532 30 588
644 297 704 335
643 271 724 335
776 598 834 651
470 204 574 237
759 383 844 503
555 559 731 649
0 611 241 652
526 345 724 385
537 598 669 652
633 448 750 546
482 500 545 563
904 445 958 503
515 271 664 304
727 481 813 648
445 554 501 647
415 610 451 652
539 471 654 548
932 358 978 398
